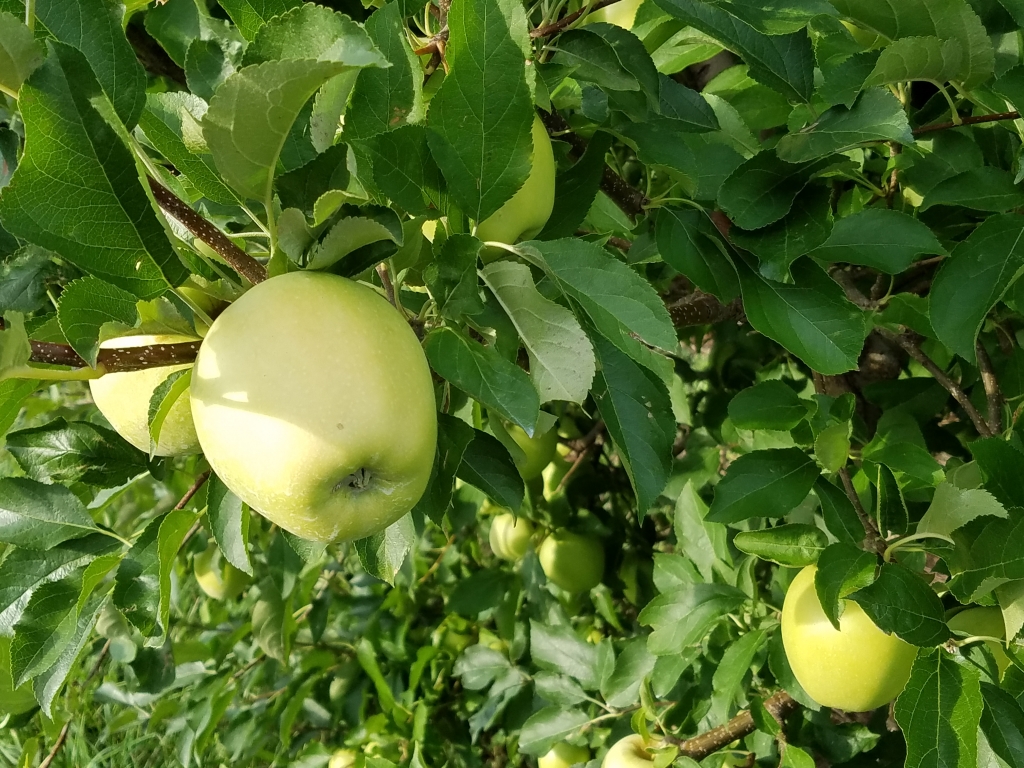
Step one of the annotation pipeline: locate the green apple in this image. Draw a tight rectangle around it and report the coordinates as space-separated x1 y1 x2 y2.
0 636 36 716
475 115 556 244
602 735 657 768
329 749 358 768
190 272 437 542
540 742 591 768
489 512 535 561
586 0 643 29
542 442 574 501
948 607 1011 676
194 541 251 600
782 565 917 711
508 423 558 480
539 530 605 594
89 333 202 457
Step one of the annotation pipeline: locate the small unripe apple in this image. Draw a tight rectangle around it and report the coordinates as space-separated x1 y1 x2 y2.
948 607 1010 676
542 442 574 501
190 272 437 542
89 334 202 456
540 741 590 768
475 115 555 244
329 749 358 768
782 565 917 711
489 512 535 561
507 423 558 480
586 0 643 29
539 530 605 594
602 735 657 768
194 542 251 600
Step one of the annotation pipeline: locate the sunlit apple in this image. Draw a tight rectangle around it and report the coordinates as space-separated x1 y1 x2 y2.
193 541 250 600
190 272 437 542
507 423 558 480
602 735 657 768
540 741 591 768
539 530 605 594
782 565 918 711
489 511 535 561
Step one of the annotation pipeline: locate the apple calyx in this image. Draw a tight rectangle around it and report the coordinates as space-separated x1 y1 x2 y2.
336 467 374 493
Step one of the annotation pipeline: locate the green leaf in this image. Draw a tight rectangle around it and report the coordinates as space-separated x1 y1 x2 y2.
6 418 148 488
814 422 850 473
876 464 909 537
32 589 106 717
651 0 814 102
864 36 964 87
709 628 766 724
0 12 42 96
979 682 1024 768
638 582 745 655
0 43 186 299
830 0 994 88
518 707 590 757
56 277 138 367
731 185 832 282
850 563 951 646
780 745 815 768
354 513 416 586
718 150 826 230
0 478 99 549
414 414 476 524
728 380 807 431
734 524 827 566
530 621 601 690
480 260 596 404
815 477 864 545
973 439 1024 508
423 234 484 321
304 213 402 271
425 328 539 434
922 167 1024 213
0 534 116 635
591 336 675 517
426 0 533 223
275 144 351 217
930 214 1024 363
601 638 656 708
252 582 291 663
455 427 525 511
814 542 877 629
552 29 641 92
777 88 913 163
655 207 740 302
112 516 161 636
0 379 36 438
345 1 423 139
204 57 380 204
894 649 983 768
0 311 30 376
30 0 147 127
674 482 731 582
917 482 1007 538
520 238 678 353
185 38 236 104
146 369 191 455
810 208 945 274
217 0 301 40
537 132 612 240
738 258 866 375
0 245 57 314
206 473 252 576
10 574 81 686
946 513 1024 603
139 93 236 207
243 5 383 68
707 448 820 524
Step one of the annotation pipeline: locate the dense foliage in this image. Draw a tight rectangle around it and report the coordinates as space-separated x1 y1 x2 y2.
1 0 1024 766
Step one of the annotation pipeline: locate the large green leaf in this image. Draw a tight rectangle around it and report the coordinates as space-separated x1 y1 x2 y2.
655 207 740 301
864 36 964 87
0 12 42 96
0 478 100 550
55 277 138 367
718 150 826 230
850 563 950 646
811 208 944 274
217 0 301 40
707 448 820 524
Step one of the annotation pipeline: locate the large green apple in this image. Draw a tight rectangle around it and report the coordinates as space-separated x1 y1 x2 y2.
475 115 555 244
89 333 202 457
586 0 643 29
508 423 558 480
190 271 437 542
194 542 251 600
602 735 657 768
540 742 590 768
489 512 535 561
782 565 918 711
948 606 1010 676
539 530 605 594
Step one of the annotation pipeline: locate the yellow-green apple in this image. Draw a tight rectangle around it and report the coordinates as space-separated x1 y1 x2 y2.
507 423 558 480
543 442 574 501
782 565 917 711
489 512 535 561
190 272 437 542
602 735 658 768
540 742 591 768
329 749 357 768
587 0 643 29
194 541 250 600
539 530 605 594
948 607 1011 676
89 333 202 456
475 115 555 244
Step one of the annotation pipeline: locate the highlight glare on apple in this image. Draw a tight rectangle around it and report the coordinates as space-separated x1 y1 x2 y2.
782 566 917 711
190 272 437 542
540 741 591 768
475 115 556 244
89 333 202 456
489 512 534 561
539 530 605 594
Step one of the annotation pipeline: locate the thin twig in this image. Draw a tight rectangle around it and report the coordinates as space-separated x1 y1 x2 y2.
557 422 605 494
147 177 268 286
40 640 111 768
530 0 623 37
673 691 798 759
176 471 213 552
913 110 1020 136
838 467 886 556
377 264 397 307
418 534 457 585
876 329 993 437
975 340 1004 435
30 339 201 372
